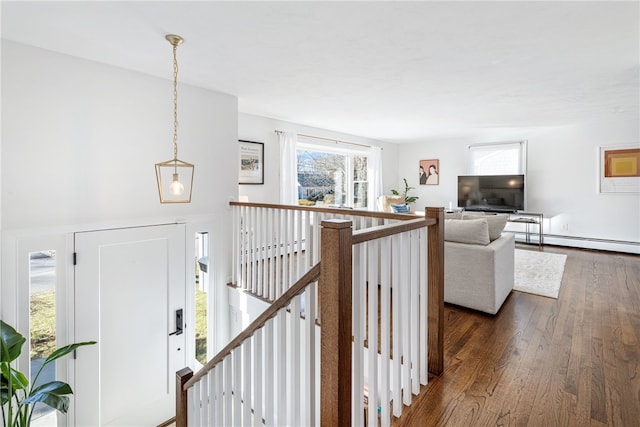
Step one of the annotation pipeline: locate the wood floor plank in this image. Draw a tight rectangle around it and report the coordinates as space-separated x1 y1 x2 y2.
393 246 640 427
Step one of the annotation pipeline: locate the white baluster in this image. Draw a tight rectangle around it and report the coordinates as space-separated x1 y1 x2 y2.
256 207 263 298
288 210 295 290
380 237 391 427
250 206 256 294
243 340 252 425
193 380 201 426
232 205 238 286
400 232 412 407
264 320 274 426
367 239 379 427
275 310 287 425
304 283 317 426
224 357 232 426
211 365 221 426
253 330 263 426
240 205 246 290
233 349 242 425
275 209 283 298
352 244 365 426
410 230 420 395
290 295 301 425
187 386 195 426
391 233 402 417
419 227 428 385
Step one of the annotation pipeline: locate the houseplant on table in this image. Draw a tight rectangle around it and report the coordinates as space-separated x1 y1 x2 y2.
391 178 419 211
1 320 95 427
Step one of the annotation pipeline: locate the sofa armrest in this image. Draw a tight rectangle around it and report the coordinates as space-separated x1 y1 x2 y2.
444 233 515 314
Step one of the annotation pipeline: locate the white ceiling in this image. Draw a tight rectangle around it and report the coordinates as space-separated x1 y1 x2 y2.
2 1 638 143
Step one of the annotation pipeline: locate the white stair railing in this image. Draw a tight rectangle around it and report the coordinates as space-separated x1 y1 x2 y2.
176 208 445 427
179 265 321 426
352 221 430 426
231 202 413 300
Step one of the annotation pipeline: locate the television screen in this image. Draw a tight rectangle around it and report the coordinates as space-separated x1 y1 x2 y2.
458 174 525 213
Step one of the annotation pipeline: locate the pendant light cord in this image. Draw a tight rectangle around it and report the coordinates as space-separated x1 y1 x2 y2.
172 42 179 161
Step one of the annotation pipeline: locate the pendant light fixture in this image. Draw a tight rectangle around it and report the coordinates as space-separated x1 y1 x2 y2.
155 34 194 203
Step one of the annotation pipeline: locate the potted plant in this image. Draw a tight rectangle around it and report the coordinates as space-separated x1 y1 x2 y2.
391 178 419 205
1 320 95 427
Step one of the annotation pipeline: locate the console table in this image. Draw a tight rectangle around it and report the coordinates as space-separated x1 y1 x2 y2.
506 212 543 247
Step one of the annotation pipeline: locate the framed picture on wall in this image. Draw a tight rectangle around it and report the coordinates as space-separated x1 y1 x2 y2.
239 140 264 185
419 159 439 185
599 144 640 193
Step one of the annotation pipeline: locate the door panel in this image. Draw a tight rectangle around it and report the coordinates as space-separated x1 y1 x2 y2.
74 224 186 426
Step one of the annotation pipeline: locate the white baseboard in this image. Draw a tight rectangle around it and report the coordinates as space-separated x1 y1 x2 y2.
513 231 640 254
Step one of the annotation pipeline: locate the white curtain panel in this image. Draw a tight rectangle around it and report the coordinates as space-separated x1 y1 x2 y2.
368 146 384 211
279 131 298 205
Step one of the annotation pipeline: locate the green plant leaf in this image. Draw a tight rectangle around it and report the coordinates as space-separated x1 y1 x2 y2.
44 341 97 365
1 364 28 390
405 196 419 204
1 384 11 405
0 320 26 363
23 381 71 413
390 189 399 195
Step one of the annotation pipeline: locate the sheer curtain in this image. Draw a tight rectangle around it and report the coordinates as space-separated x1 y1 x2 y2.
279 131 298 205
367 146 384 211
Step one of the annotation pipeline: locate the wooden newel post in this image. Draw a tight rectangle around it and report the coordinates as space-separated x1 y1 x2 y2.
320 219 353 427
426 207 445 376
176 367 193 427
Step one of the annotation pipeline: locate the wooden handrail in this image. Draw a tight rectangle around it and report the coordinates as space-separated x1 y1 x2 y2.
229 200 419 221
184 263 321 390
351 217 433 245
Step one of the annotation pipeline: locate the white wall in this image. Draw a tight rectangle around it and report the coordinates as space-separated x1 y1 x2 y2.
1 41 238 351
238 113 399 204
397 120 640 253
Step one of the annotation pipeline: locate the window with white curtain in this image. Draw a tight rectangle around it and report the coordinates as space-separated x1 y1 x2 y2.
296 139 370 208
468 141 527 175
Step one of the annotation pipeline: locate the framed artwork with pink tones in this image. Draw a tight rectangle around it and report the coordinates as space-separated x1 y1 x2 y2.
419 159 439 185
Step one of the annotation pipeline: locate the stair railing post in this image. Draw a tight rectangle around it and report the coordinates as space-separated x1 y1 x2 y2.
426 207 445 376
176 367 193 427
319 219 353 427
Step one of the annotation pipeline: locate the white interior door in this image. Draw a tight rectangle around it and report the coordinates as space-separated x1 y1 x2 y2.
73 224 186 426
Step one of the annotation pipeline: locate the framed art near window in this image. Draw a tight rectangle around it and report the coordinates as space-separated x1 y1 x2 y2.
419 159 439 185
239 140 264 185
599 144 640 193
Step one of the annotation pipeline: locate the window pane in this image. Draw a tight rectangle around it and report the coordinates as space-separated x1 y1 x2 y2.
297 148 370 208
297 150 345 207
353 156 368 208
29 250 57 426
195 232 209 365
469 142 524 175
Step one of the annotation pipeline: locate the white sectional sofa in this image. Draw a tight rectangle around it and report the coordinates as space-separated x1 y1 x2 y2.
444 213 515 315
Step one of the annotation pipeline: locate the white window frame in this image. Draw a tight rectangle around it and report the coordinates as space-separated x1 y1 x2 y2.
297 139 370 209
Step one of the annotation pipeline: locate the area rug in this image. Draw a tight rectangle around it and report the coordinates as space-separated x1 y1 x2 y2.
514 249 567 299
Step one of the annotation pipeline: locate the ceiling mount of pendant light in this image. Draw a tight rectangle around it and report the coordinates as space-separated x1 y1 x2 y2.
155 34 194 203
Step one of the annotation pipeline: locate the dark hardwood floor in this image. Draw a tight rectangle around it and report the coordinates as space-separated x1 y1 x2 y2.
394 245 640 426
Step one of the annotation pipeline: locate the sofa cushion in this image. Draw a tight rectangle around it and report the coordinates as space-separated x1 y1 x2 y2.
378 195 406 212
444 212 463 219
444 218 490 245
391 203 409 213
462 213 508 241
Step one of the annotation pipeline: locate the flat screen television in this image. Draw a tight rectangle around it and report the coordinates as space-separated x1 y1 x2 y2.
458 174 525 213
